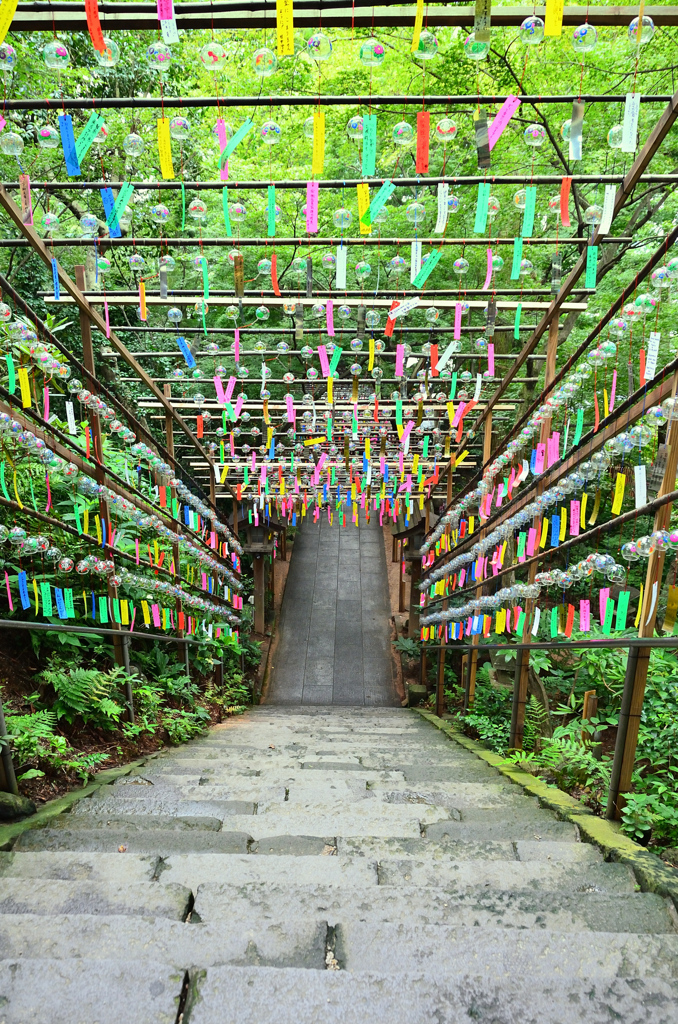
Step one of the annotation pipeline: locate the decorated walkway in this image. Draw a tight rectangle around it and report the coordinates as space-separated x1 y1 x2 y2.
266 515 398 707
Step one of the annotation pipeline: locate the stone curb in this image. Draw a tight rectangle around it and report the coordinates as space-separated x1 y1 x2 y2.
0 755 156 851
414 707 678 910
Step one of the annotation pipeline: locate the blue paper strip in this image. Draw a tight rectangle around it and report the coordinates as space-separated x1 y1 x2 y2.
551 515 560 547
18 571 30 610
100 187 121 238
51 257 60 299
58 114 81 176
177 336 196 368
55 587 68 620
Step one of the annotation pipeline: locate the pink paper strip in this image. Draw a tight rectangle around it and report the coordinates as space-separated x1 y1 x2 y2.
452 402 465 428
216 118 229 181
318 344 330 377
580 598 590 632
398 451 404 475
487 342 495 377
135 538 140 565
306 181 319 234
286 394 295 423
534 442 546 474
609 369 617 413
482 248 493 290
45 471 51 513
157 0 173 19
0 116 6 132
570 500 580 536
213 376 226 404
104 298 110 338
233 394 244 418
400 421 414 445
224 375 236 402
599 588 610 624
395 344 405 377
459 568 466 586
488 95 521 152
495 484 504 508
527 527 537 556
551 431 560 465
326 299 335 337
230 433 235 456
43 386 49 422
251 451 256 471
453 302 462 340
5 571 12 611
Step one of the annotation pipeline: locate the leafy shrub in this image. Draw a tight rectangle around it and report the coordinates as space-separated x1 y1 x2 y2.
162 706 211 745
39 662 129 728
392 637 421 659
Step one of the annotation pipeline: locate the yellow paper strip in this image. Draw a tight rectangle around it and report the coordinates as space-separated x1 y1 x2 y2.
544 0 564 36
327 376 333 404
410 0 424 51
220 465 228 483
559 506 567 541
469 516 475 535
275 0 294 55
603 388 609 419
411 452 419 474
83 509 90 536
662 584 678 633
141 599 151 625
139 280 147 320
455 448 469 466
365 437 371 459
304 436 325 446
580 492 588 528
540 517 549 548
157 117 175 180
312 110 325 176
121 599 129 625
0 0 19 44
368 338 375 371
33 578 39 615
356 183 371 236
12 470 23 510
95 516 102 543
635 583 644 628
18 366 31 408
611 472 626 514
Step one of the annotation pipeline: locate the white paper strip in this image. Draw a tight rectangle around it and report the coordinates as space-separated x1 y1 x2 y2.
634 463 647 510
645 580 658 626
599 183 617 235
473 373 482 402
65 400 77 435
160 16 180 43
389 296 421 320
434 183 449 234
531 606 541 636
436 339 458 373
214 463 221 481
410 239 422 284
622 92 641 153
336 245 347 288
645 330 661 381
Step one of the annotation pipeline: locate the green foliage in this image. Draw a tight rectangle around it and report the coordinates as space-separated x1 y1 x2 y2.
392 637 421 659
162 706 211 745
5 709 58 762
39 662 129 728
5 708 110 781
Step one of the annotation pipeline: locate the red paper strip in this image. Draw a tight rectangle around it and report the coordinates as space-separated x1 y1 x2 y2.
197 415 204 438
159 485 167 507
271 253 281 296
384 300 399 338
430 343 439 377
565 604 575 638
85 0 106 52
594 390 600 432
639 348 646 387
416 111 430 173
560 176 572 227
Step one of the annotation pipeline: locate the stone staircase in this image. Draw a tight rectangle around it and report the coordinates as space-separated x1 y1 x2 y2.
1 706 677 1022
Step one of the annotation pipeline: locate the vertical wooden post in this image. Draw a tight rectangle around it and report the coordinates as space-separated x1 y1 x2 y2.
392 535 397 563
253 553 266 634
466 413 494 708
607 375 678 818
509 316 560 748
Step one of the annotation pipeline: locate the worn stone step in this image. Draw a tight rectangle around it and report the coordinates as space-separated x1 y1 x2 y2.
336 922 678 978
47 812 224 832
0 915 328 969
14 828 253 856
423 818 577 841
0 959 182 1024
189 880 674 932
187 964 678 1024
337 837 601 863
0 850 159 883
157 853 377 891
71 796 259 820
0 879 191 918
375 858 632 892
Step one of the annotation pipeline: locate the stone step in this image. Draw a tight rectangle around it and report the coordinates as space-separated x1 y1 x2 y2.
423 819 577 841
47 812 224 831
157 853 378 891
335 922 678 978
375 859 633 892
184 964 678 1023
0 915 329 969
0 879 191 918
187 880 676 933
0 850 159 882
337 837 601 863
0 959 182 1024
14 829 254 855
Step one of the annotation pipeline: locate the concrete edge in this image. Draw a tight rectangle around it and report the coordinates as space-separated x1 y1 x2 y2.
413 707 678 909
0 755 155 850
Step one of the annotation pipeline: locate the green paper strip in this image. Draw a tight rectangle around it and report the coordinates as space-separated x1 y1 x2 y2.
222 186 233 237
585 245 598 289
29 477 37 511
64 588 75 617
75 111 106 165
395 399 403 426
412 248 443 290
510 237 523 279
562 416 570 455
516 531 526 556
0 463 9 502
110 181 134 228
361 113 377 178
5 353 15 394
602 597 615 635
113 598 121 624
40 582 53 617
220 118 255 165
573 407 584 446
73 504 82 535
449 371 458 400
267 184 276 238
616 591 630 630
329 345 342 376
550 606 558 638
99 595 109 624
422 435 429 458
181 182 186 231
361 178 395 227
521 185 537 238
514 303 522 340
473 181 492 234
516 611 526 636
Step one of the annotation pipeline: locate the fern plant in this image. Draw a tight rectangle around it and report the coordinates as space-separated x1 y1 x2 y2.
523 696 549 752
39 662 128 728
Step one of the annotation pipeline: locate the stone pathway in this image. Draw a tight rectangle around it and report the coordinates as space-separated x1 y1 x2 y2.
266 514 397 706
1 706 677 1022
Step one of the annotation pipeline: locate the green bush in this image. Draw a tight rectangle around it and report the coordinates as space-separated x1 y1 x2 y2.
39 662 130 729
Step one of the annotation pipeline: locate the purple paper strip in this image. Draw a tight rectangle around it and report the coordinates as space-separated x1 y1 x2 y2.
306 181 319 234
